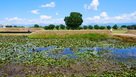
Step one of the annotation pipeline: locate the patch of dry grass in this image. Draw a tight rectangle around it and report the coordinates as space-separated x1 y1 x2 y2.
126 30 136 35
34 30 110 35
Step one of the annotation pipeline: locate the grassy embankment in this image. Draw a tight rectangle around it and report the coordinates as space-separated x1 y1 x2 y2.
28 30 110 39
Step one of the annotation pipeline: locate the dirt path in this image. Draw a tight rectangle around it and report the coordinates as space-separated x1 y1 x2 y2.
112 33 136 38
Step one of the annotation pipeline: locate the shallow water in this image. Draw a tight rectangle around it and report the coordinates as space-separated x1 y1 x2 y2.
30 46 136 58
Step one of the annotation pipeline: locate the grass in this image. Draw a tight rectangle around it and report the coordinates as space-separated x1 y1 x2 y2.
28 33 109 39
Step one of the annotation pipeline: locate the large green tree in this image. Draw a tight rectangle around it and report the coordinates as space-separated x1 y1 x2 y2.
64 12 83 29
34 24 39 27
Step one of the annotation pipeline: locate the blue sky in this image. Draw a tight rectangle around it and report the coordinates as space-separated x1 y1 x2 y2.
0 0 136 26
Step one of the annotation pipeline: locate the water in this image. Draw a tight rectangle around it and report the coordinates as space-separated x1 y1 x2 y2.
30 46 136 59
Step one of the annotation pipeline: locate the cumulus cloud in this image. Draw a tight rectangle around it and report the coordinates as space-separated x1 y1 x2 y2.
40 15 52 20
100 12 108 18
40 2 55 7
84 12 136 24
1 16 64 25
31 10 39 14
84 0 99 11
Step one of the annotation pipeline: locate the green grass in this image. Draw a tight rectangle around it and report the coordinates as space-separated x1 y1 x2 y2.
28 33 109 39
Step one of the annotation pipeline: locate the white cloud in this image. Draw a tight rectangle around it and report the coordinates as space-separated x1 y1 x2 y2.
40 2 55 7
100 12 108 18
84 0 99 11
5 17 23 21
40 15 52 20
1 16 64 25
31 10 39 14
84 12 136 24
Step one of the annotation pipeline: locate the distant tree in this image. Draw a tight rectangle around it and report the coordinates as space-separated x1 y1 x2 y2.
59 24 65 29
99 26 106 29
55 25 59 30
34 24 39 27
88 25 93 29
134 25 136 29
127 26 132 29
44 26 49 30
112 24 118 29
6 25 12 27
107 25 111 29
66 26 70 30
121 25 127 28
83 25 88 29
64 12 83 29
78 26 83 30
94 24 99 29
14 25 17 27
48 24 55 30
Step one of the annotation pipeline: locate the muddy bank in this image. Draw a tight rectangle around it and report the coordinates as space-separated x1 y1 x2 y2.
113 35 136 42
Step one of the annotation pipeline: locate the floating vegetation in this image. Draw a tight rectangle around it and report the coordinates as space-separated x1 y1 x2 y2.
0 36 136 76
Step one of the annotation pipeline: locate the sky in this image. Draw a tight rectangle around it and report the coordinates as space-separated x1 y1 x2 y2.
0 0 136 26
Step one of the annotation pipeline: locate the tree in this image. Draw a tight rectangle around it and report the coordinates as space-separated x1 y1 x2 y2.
66 26 70 30
55 25 59 30
14 25 17 27
134 25 136 29
94 24 99 29
83 25 88 29
112 24 118 29
34 24 39 27
78 26 83 30
107 25 111 29
121 25 127 28
88 25 93 29
59 24 65 29
44 26 49 30
64 12 83 29
6 25 12 27
48 24 55 30
127 26 132 29
99 26 106 29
